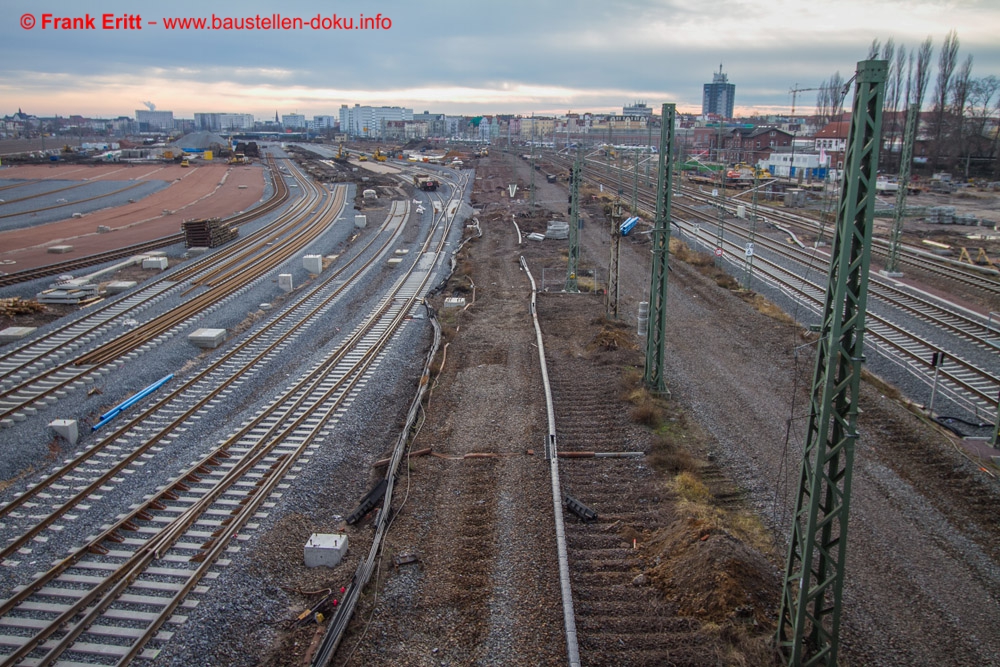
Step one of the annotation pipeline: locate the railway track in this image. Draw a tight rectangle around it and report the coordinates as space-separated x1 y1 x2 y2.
0 157 341 424
538 149 998 426
0 166 469 663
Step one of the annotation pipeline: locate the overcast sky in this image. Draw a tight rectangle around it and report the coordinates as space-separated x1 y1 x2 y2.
2 0 999 120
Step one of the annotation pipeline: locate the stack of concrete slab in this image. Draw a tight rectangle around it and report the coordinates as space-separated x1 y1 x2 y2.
188 328 227 349
182 218 238 247
37 280 99 304
545 221 569 240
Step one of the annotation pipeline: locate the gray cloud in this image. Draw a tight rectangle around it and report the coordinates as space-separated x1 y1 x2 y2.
2 0 998 117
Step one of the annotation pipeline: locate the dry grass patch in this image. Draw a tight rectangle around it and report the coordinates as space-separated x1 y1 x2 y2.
738 292 797 325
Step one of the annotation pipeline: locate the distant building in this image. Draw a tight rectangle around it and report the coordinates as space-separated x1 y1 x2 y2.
281 114 307 129
195 113 255 132
312 115 337 131
725 126 793 165
622 102 653 119
702 65 736 120
338 105 413 138
135 109 174 132
413 112 447 138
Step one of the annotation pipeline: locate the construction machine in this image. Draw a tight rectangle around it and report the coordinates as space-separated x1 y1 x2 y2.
374 148 387 162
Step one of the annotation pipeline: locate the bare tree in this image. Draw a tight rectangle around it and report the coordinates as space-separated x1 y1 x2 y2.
815 72 845 126
913 36 934 112
882 39 902 169
905 48 914 107
931 30 960 167
867 38 881 60
949 54 974 174
967 75 999 158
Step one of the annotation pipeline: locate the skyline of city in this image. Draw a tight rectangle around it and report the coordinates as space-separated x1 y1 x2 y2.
4 1 998 120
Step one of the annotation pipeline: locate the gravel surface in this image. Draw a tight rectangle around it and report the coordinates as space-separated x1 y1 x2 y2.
2 152 999 667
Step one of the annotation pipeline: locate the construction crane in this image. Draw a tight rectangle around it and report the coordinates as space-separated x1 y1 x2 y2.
789 84 822 119
786 84 822 183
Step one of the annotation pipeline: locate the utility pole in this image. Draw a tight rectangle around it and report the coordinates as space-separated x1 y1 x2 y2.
741 172 760 289
643 103 676 394
607 198 623 318
778 59 887 667
882 103 918 277
632 147 640 215
714 120 726 266
565 155 581 292
788 84 821 186
530 119 536 209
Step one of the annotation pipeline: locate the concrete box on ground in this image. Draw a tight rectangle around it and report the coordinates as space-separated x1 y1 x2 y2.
354 215 367 229
188 328 227 349
278 274 294 292
0 327 37 343
304 533 348 568
47 245 74 254
142 257 169 270
105 281 137 295
303 255 323 274
49 419 79 445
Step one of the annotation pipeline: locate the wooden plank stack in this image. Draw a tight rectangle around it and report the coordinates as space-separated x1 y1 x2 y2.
181 218 238 248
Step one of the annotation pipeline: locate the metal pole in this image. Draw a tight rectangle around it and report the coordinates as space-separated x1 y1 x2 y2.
884 103 918 276
928 352 943 416
778 59 887 667
643 104 675 394
565 154 581 292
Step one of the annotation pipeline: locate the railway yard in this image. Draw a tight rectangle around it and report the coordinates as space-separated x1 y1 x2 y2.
0 143 998 667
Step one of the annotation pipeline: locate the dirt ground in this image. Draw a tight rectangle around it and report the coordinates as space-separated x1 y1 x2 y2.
0 162 265 271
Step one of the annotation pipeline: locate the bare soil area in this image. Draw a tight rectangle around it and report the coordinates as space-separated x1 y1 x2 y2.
0 162 265 270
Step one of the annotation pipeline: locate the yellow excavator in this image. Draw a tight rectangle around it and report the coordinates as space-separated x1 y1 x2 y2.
374 148 387 162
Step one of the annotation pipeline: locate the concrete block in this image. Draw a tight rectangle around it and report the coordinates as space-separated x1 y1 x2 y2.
443 297 466 308
387 257 403 266
302 255 322 274
394 249 410 256
278 274 294 292
105 281 137 295
188 328 227 349
354 215 367 229
47 245 74 254
545 221 569 240
49 419 79 445
304 533 348 568
142 257 169 271
186 247 209 256
362 189 377 199
97 225 112 233
0 327 37 343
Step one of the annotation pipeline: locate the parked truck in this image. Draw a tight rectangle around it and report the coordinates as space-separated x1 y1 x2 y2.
414 173 440 191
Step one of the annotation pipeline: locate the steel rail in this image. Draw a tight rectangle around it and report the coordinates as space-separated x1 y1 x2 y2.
0 197 406 544
0 201 416 664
